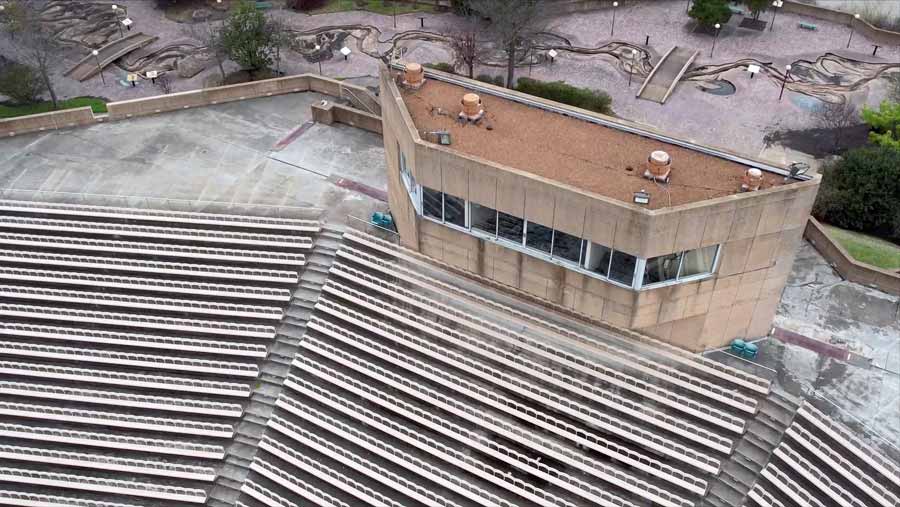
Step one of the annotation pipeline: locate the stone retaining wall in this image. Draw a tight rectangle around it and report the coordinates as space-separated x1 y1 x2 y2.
804 217 900 296
0 74 380 137
781 1 900 46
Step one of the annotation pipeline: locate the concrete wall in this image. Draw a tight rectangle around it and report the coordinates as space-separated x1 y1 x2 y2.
380 65 821 351
0 107 97 137
312 100 383 134
805 218 900 296
781 1 900 46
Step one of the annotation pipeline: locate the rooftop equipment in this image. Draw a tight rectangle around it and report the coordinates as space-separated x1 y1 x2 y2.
644 150 672 183
459 93 485 122
741 168 763 192
402 63 426 90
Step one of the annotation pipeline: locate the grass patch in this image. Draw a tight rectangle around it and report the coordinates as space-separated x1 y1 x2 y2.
515 77 613 115
824 224 900 270
0 97 107 119
308 0 435 15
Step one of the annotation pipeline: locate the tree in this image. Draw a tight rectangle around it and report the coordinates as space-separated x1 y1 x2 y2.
742 0 769 20
220 0 279 77
861 100 900 150
448 17 481 79
689 0 731 28
13 12 59 109
468 0 546 89
0 62 44 104
189 19 228 82
813 145 900 243
811 100 859 153
0 0 27 41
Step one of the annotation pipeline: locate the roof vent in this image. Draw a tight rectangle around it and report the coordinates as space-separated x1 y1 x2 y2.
741 168 763 192
644 150 671 183
402 63 425 89
459 93 485 122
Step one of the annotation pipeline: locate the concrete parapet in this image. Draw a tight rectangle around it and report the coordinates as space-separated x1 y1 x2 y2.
804 218 900 296
0 107 97 137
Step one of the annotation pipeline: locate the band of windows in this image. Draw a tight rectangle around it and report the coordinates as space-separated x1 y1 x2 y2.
405 174 720 290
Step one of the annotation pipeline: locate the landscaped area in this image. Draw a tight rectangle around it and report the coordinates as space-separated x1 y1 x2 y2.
306 0 435 15
824 224 900 270
0 97 107 118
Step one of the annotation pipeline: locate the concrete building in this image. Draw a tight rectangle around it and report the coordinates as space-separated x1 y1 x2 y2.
379 64 820 351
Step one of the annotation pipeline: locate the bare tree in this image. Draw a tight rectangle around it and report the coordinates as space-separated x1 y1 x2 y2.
812 100 859 153
468 0 546 89
13 12 59 109
448 16 481 79
266 16 291 77
191 20 228 82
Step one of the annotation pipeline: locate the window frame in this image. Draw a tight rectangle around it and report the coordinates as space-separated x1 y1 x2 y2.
637 244 722 290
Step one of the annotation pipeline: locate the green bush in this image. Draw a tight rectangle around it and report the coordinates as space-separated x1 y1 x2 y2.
861 100 900 150
424 62 455 73
813 145 900 243
689 0 731 27
475 73 504 87
514 77 612 115
0 63 45 104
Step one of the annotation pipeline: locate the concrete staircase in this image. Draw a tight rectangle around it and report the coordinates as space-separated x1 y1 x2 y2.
704 391 801 507
206 228 342 507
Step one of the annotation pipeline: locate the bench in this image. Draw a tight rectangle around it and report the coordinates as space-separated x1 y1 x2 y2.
255 1 273 9
799 22 818 30
729 6 743 15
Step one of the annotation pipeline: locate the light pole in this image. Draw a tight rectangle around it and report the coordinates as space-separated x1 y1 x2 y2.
710 23 721 57
340 46 351 61
770 0 782 31
686 0 691 14
628 48 637 87
610 2 618 37
92 49 105 85
779 64 791 101
112 4 124 38
393 2 397 29
315 44 323 74
548 48 557 67
846 13 860 48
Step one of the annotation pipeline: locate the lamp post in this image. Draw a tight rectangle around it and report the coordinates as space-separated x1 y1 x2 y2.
847 13 859 48
686 0 691 14
628 48 637 87
393 2 397 28
340 46 351 61
548 48 557 67
610 1 618 37
92 49 105 85
770 0 782 31
315 44 323 74
710 23 721 57
112 4 124 38
779 64 791 101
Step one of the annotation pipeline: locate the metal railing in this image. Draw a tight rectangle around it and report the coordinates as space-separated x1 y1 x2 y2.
242 478 349 507
0 467 206 503
0 490 143 507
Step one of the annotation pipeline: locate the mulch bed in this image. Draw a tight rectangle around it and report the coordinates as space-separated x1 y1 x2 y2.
739 18 767 31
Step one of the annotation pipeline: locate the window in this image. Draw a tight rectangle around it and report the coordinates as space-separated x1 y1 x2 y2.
423 187 442 220
525 221 553 253
497 211 524 242
398 143 420 212
552 230 583 264
643 252 682 285
444 193 466 227
680 245 718 277
609 250 638 285
641 245 720 287
471 203 498 236
585 243 612 277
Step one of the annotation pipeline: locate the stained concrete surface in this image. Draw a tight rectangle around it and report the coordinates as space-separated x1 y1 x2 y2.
769 240 900 455
0 92 387 224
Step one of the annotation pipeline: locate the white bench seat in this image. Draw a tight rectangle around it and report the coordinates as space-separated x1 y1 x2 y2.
0 267 292 301
0 401 233 437
241 479 317 507
0 467 207 503
0 323 268 357
0 381 243 417
0 489 142 507
0 200 321 232
0 247 302 280
0 285 283 319
0 341 259 377
0 216 308 248
0 361 251 397
0 304 276 338
0 422 225 458
0 444 216 481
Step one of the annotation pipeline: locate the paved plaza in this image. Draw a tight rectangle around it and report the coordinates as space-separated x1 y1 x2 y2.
0 93 387 223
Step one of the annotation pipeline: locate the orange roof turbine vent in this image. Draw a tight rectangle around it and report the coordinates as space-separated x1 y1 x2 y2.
403 63 426 89
741 168 763 192
459 93 485 122
644 150 672 183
